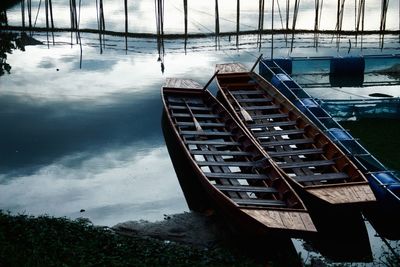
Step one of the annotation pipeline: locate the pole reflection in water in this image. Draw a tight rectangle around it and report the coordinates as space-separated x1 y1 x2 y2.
155 0 165 73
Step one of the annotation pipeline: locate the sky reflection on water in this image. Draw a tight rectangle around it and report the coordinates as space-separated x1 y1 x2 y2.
1 2 400 265
0 29 399 227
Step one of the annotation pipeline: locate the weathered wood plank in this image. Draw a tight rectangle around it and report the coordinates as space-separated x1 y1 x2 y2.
216 63 248 74
186 140 240 146
237 97 273 103
197 161 258 167
181 131 233 136
293 172 348 183
205 172 270 180
268 148 324 157
307 184 376 204
164 78 202 89
277 160 335 169
232 198 286 207
215 185 278 193
190 150 253 156
261 138 314 147
253 129 305 137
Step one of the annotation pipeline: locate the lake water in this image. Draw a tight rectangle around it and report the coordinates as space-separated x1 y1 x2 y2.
1 0 399 265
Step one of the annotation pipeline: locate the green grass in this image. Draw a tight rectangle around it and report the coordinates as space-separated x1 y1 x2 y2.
340 118 400 173
0 211 259 267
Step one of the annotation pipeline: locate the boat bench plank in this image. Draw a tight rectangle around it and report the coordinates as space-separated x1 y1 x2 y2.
197 161 259 167
261 138 314 147
206 173 270 180
230 90 264 95
181 131 233 136
278 160 335 169
243 105 281 111
216 185 278 193
237 98 273 103
173 113 222 119
248 121 297 128
268 148 324 157
254 129 305 137
232 198 287 207
252 113 289 119
186 140 240 146
169 105 212 111
177 122 225 127
190 150 253 156
293 172 349 182
167 97 205 105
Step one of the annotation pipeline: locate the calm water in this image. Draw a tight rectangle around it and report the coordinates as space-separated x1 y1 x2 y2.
1 0 400 265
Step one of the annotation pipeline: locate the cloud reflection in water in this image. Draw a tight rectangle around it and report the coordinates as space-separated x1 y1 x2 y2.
0 145 187 226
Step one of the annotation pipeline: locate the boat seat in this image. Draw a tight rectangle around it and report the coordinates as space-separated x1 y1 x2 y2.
232 198 287 207
177 122 225 127
242 105 281 111
252 113 289 120
248 121 297 128
169 105 212 111
186 140 240 146
230 90 264 95
190 150 253 156
268 148 324 157
254 129 305 137
216 185 278 193
237 97 273 103
197 161 259 167
167 96 204 105
181 131 233 137
277 160 335 169
205 172 270 180
261 138 314 147
172 113 222 119
294 172 349 183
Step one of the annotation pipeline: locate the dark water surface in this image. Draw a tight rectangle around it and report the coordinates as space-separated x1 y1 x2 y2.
1 1 400 265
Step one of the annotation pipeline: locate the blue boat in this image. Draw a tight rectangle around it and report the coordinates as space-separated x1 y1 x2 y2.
259 58 400 239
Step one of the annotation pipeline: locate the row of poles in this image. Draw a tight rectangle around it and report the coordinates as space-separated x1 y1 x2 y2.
11 0 400 57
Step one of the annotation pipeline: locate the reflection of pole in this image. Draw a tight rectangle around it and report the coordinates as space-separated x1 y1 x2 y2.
271 0 274 59
45 0 49 47
21 0 25 30
183 0 187 54
49 0 55 45
380 0 389 49
290 0 300 52
124 0 128 51
215 0 220 50
258 0 265 48
236 0 240 47
27 0 32 33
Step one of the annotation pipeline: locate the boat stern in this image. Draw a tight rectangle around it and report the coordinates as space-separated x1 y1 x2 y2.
306 183 376 205
241 209 317 237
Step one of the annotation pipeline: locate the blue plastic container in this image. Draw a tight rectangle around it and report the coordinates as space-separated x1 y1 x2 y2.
259 58 293 76
373 172 399 185
327 128 353 141
330 56 365 75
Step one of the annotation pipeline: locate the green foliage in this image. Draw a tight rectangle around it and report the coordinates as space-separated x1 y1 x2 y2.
0 211 259 267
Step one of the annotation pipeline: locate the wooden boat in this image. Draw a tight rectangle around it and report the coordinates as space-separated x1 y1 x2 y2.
215 63 376 206
161 77 317 237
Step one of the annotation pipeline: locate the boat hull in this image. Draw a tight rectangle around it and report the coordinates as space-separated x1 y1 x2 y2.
161 79 317 238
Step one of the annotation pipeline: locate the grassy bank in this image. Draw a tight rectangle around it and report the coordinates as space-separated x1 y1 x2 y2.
0 211 259 267
340 118 400 173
